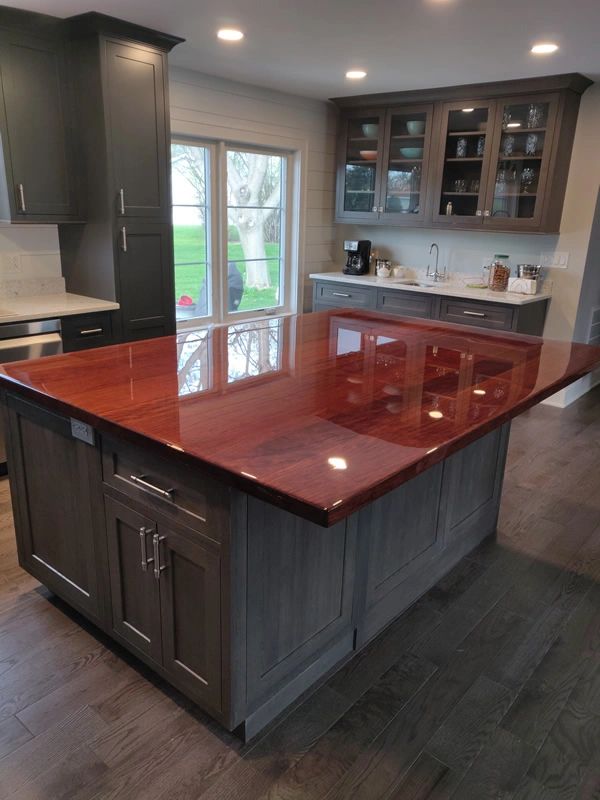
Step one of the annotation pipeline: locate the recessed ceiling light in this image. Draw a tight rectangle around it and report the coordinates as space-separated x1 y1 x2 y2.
346 70 367 80
506 122 522 128
217 28 244 41
462 108 474 113
473 389 486 396
428 410 444 420
531 42 558 54
328 457 348 470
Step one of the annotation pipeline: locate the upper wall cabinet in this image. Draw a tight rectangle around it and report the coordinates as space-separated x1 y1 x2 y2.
336 104 435 226
333 74 591 233
0 16 79 222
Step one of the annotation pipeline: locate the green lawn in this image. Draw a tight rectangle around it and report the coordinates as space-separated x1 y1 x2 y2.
174 225 281 312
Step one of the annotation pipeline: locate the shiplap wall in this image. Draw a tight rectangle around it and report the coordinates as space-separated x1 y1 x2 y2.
169 67 338 311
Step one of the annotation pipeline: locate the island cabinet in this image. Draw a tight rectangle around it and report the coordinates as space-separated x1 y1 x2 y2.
1 386 512 739
333 73 591 232
2 310 600 739
0 10 80 222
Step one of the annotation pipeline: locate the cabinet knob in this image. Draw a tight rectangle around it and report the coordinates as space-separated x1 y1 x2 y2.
483 210 491 217
372 206 378 213
379 206 384 213
476 210 483 217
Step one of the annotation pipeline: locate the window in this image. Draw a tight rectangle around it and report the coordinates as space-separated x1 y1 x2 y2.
171 141 293 327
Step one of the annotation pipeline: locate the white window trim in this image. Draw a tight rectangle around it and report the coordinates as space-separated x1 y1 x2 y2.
172 136 301 328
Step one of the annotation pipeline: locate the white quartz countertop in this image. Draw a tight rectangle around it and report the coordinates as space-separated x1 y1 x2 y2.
0 293 120 324
309 272 552 307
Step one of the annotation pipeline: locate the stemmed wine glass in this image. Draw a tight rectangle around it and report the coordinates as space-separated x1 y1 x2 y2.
521 167 535 194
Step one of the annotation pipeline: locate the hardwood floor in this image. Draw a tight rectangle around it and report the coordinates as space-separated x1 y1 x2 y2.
1 388 600 799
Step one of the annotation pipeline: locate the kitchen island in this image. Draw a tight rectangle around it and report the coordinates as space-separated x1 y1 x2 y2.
1 309 599 739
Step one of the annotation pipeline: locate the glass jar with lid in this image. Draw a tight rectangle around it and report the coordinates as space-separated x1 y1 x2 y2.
488 254 510 292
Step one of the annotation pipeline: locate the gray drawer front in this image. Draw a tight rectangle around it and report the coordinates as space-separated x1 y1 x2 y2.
377 289 437 319
314 282 375 309
439 297 514 330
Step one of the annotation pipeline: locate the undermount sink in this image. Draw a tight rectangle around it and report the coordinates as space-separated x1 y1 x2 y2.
392 279 438 288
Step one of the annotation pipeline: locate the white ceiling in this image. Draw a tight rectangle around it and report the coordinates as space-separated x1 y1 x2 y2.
11 0 600 100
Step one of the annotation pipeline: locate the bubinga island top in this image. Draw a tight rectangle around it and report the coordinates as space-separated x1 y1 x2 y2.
1 309 599 525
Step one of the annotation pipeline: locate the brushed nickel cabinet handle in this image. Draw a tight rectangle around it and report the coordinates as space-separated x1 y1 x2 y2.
463 310 486 318
153 533 167 580
130 474 174 500
119 188 125 215
16 183 26 212
139 526 154 572
79 328 103 336
120 226 127 252
476 210 483 217
483 210 491 217
332 292 351 298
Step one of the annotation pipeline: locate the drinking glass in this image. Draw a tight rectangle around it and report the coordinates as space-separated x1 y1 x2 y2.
525 133 538 156
456 138 468 158
527 104 544 129
521 167 535 193
503 135 515 156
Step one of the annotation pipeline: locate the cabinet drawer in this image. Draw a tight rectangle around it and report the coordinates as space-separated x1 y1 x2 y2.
377 290 438 319
102 439 227 541
61 312 113 352
439 298 514 331
314 282 375 309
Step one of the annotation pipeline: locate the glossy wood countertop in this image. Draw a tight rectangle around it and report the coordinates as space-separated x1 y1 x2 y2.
1 310 599 526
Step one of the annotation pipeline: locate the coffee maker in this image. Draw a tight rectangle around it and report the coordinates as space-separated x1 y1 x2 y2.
343 240 371 275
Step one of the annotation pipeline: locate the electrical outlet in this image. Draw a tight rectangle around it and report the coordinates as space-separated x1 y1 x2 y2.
541 251 569 269
2 253 21 274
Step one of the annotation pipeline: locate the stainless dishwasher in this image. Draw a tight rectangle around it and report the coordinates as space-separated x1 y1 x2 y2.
0 319 63 471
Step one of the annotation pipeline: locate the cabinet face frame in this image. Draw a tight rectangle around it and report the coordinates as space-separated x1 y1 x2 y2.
481 92 560 232
335 107 387 223
430 98 498 227
379 103 435 226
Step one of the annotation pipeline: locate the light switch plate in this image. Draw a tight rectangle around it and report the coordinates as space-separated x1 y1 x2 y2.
541 251 569 269
70 418 95 446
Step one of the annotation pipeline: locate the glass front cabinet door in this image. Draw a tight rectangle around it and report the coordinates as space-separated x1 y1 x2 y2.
336 109 386 222
482 95 559 230
379 104 434 225
432 100 497 226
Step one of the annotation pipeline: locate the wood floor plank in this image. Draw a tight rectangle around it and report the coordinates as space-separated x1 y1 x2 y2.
0 715 32 760
448 727 535 799
0 705 108 797
426 675 515 772
256 652 437 800
385 752 460 800
324 605 527 800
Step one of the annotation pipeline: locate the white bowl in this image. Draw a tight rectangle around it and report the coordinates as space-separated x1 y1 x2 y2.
406 120 425 135
362 123 379 138
399 147 423 159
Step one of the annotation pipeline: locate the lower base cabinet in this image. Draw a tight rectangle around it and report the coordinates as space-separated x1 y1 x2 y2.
3 390 511 740
105 494 222 712
312 280 550 335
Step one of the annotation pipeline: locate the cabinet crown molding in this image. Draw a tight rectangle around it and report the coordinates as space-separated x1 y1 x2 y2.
66 11 185 51
331 72 593 108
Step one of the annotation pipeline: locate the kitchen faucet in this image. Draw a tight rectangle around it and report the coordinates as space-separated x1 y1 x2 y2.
426 243 447 282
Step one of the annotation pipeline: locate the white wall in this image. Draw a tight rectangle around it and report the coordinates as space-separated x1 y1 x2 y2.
335 83 600 347
169 67 337 311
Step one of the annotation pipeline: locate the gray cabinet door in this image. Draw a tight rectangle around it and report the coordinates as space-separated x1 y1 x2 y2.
4 396 106 623
105 495 163 664
116 222 175 341
0 30 77 219
105 40 168 220
158 525 222 713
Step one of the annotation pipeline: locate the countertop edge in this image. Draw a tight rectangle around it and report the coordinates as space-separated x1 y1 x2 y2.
0 293 120 324
309 272 552 306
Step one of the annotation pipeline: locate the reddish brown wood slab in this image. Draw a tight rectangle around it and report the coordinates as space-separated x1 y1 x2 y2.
1 310 599 526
